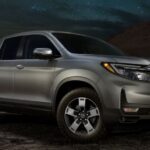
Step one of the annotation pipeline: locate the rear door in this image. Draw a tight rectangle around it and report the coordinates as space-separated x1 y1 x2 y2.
0 36 23 102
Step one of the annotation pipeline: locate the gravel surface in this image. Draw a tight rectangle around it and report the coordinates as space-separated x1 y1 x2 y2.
0 113 150 150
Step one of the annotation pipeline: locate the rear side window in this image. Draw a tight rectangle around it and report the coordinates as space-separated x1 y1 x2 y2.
1 37 22 60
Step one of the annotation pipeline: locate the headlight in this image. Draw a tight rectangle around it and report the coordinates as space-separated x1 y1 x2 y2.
102 62 150 81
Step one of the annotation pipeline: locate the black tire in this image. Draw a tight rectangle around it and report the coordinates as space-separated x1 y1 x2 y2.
57 88 106 142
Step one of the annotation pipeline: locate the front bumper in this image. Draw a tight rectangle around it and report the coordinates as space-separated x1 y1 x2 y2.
96 71 150 124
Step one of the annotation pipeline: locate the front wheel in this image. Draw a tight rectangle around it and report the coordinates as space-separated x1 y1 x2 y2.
57 88 105 142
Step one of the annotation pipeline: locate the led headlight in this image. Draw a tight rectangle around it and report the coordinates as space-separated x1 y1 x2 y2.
102 62 150 81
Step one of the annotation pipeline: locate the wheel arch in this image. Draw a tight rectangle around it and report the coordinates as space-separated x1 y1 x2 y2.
52 77 103 114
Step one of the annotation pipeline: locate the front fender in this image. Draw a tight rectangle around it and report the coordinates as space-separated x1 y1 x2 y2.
51 69 103 113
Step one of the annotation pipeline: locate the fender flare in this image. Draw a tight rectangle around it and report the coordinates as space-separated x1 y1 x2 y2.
51 76 104 114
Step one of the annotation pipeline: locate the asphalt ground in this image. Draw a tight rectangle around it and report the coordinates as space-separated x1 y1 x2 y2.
0 113 150 150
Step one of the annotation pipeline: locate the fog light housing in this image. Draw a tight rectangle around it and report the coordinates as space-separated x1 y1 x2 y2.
123 107 139 113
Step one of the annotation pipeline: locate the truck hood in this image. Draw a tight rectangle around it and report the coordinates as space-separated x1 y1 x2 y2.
73 54 150 65
110 55 150 65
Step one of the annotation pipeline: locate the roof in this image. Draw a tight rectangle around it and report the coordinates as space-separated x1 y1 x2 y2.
1 30 98 40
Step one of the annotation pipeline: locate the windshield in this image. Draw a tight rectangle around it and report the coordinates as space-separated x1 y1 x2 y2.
53 33 124 56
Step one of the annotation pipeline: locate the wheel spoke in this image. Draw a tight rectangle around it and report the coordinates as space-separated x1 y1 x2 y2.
88 107 100 118
65 96 100 135
78 97 86 108
83 119 95 134
65 106 77 117
69 119 81 133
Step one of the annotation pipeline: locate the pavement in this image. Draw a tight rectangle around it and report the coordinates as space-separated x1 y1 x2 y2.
0 113 150 150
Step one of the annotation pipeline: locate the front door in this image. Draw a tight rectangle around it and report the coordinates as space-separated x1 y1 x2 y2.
13 35 61 108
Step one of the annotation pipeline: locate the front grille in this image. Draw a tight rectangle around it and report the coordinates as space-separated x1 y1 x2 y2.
138 108 150 115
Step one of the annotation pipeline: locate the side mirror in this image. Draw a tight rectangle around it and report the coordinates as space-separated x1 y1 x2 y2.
33 48 53 59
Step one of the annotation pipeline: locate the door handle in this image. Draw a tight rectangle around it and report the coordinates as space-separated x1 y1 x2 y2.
16 64 24 70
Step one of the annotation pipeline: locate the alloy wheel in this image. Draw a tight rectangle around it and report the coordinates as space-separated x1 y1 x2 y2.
64 97 100 135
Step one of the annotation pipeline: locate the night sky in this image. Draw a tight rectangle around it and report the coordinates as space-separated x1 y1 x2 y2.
0 0 150 39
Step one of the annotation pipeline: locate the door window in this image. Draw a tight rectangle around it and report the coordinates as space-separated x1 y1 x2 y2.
24 35 61 59
1 36 23 60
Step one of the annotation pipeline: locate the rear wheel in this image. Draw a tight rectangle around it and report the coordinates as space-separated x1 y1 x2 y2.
57 88 105 142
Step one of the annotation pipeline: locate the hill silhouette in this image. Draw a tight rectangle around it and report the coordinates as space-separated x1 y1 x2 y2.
109 22 150 58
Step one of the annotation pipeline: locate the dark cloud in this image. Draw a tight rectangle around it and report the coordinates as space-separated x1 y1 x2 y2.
0 0 149 39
